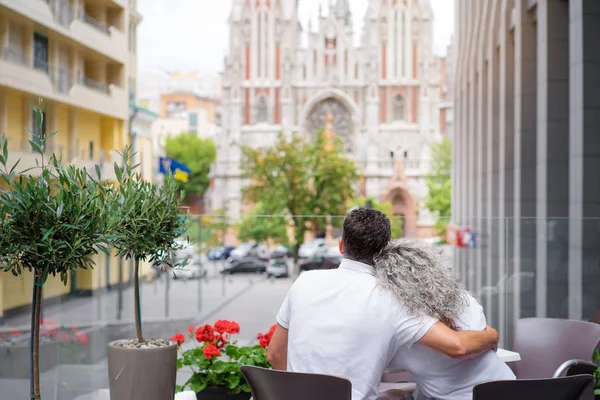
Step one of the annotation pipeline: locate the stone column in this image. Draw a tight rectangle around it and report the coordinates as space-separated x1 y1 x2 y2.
536 0 570 319
513 0 538 321
568 0 600 321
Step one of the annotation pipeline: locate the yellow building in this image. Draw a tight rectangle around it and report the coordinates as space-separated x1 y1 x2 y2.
0 0 142 320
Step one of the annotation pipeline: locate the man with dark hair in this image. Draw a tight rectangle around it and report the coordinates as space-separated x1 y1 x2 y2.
267 208 498 400
341 208 391 265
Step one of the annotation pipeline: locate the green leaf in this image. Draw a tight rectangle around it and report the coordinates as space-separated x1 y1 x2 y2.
114 162 123 183
29 140 44 155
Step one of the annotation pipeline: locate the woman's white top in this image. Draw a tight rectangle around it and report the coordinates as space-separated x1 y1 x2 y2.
387 292 516 400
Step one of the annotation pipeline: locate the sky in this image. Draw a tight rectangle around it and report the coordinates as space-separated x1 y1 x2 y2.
137 0 454 74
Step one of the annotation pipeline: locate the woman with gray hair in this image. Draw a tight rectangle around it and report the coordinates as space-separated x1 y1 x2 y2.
374 239 515 400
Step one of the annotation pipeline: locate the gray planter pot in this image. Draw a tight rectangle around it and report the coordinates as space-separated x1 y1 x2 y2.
107 340 177 400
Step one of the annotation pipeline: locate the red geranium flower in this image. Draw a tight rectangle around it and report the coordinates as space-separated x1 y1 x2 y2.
186 326 194 333
195 324 215 343
258 334 270 348
203 344 221 360
171 333 186 345
72 326 78 331
257 325 277 348
57 332 70 343
74 331 89 345
214 320 240 334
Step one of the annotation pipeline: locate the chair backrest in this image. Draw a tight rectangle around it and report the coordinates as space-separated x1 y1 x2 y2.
240 366 352 400
512 318 600 379
472 375 594 400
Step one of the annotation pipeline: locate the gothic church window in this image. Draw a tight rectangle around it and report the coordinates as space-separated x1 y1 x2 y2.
256 96 268 123
394 94 405 121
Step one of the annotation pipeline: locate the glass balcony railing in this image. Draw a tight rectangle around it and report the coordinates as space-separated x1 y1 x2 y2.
1 46 114 96
80 11 110 35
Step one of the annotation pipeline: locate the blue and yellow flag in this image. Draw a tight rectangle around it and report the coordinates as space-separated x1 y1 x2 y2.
159 157 191 183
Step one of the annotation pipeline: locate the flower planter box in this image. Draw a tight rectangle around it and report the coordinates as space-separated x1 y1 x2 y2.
196 387 251 400
58 325 108 364
0 335 59 379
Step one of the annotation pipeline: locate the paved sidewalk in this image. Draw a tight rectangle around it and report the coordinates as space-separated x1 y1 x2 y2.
2 272 259 329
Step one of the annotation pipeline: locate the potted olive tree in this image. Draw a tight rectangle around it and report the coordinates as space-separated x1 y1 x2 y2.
107 148 189 400
0 100 116 400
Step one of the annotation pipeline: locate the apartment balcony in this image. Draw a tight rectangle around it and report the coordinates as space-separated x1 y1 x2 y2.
0 47 128 120
0 0 127 64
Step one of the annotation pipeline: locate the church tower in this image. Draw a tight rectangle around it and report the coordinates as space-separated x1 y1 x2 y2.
212 0 443 238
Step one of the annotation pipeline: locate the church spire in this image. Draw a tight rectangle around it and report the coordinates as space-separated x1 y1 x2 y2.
333 0 352 28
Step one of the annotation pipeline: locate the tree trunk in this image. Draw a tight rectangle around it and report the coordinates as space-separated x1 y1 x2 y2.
30 271 43 399
133 258 143 342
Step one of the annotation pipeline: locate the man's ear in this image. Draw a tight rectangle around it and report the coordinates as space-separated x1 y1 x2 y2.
339 238 344 255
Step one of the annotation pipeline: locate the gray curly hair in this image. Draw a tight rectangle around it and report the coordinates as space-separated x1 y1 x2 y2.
373 239 467 330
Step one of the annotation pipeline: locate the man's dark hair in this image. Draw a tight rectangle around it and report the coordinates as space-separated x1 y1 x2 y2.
342 208 391 265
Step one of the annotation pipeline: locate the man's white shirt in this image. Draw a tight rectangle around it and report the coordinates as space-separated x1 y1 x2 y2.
276 259 437 400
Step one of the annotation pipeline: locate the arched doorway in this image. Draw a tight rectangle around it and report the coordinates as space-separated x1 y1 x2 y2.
384 187 418 238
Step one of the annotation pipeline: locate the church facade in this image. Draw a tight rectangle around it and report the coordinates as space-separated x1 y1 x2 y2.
210 0 445 237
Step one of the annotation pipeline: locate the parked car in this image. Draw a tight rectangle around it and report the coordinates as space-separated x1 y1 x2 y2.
270 245 291 259
220 255 267 274
208 246 235 261
299 246 342 272
172 262 207 280
230 242 268 259
266 259 289 278
298 239 327 259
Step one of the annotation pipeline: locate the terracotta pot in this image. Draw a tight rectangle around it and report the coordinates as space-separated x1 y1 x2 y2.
107 340 177 400
196 386 252 400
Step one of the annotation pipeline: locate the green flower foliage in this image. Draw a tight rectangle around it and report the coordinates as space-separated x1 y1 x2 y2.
111 148 188 268
178 344 269 394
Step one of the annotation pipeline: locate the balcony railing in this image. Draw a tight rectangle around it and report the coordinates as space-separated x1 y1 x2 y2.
0 47 28 66
81 76 110 94
80 11 110 35
51 0 75 27
1 46 114 96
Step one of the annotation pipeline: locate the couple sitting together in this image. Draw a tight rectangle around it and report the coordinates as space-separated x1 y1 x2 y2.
266 208 515 400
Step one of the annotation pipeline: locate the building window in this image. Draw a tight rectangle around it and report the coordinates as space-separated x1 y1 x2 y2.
89 141 94 160
33 32 49 73
189 112 198 129
256 96 268 123
393 94 404 121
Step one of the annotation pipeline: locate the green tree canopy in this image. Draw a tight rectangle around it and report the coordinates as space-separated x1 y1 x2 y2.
242 132 358 259
237 202 289 245
425 138 452 237
349 197 404 239
165 133 216 199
